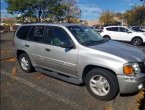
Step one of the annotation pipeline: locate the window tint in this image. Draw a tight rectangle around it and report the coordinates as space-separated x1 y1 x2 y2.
106 27 118 32
28 26 45 43
17 26 31 40
47 27 72 47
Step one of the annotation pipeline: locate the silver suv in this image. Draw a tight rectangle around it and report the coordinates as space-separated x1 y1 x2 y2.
13 23 145 101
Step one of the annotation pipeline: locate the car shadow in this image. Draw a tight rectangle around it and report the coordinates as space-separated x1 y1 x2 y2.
120 92 138 97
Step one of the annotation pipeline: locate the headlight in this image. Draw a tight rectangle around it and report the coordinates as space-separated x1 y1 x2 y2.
123 63 141 75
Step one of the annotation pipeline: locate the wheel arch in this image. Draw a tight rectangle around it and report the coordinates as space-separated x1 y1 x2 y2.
103 35 110 37
103 35 111 40
82 65 117 82
16 50 27 60
131 36 143 42
131 36 143 45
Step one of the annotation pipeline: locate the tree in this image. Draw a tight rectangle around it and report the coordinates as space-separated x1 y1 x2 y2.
5 0 81 23
45 1 68 22
5 0 67 22
6 0 36 22
99 11 118 26
62 0 81 23
115 12 124 20
124 6 145 26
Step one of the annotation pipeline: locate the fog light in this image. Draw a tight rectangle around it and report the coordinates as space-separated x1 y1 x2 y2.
138 84 143 90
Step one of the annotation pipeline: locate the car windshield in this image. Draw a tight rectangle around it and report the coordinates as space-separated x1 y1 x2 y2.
67 25 106 46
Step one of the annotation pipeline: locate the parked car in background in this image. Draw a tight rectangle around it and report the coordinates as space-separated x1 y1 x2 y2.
89 26 103 33
100 26 145 46
130 26 145 33
13 23 145 101
131 26 145 32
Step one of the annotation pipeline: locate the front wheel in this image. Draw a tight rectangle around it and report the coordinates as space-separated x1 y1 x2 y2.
131 37 143 46
85 68 119 101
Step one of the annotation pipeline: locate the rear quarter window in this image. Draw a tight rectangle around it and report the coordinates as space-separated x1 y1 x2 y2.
16 26 31 40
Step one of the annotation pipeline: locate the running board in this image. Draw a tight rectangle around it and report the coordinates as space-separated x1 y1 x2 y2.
35 67 82 85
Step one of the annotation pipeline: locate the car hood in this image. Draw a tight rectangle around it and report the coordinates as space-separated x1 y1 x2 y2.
133 32 145 36
89 40 145 62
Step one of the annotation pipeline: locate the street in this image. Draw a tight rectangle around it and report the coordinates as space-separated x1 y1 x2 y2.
1 32 145 110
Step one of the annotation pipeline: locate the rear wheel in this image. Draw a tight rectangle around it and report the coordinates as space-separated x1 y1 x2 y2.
103 35 111 40
19 53 33 73
85 68 119 101
131 37 143 46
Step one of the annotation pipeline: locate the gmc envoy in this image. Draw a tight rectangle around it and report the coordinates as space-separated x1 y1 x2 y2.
13 23 145 101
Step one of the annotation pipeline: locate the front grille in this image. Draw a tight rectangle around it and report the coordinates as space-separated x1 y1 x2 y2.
139 62 145 73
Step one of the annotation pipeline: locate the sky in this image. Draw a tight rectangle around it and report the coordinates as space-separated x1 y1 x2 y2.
1 0 144 20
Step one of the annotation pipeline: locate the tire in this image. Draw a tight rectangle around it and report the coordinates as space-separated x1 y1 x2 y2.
85 68 119 101
131 37 143 46
19 53 33 73
103 35 111 40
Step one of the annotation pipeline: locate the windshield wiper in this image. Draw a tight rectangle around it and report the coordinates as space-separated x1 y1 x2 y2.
82 39 108 46
82 40 98 45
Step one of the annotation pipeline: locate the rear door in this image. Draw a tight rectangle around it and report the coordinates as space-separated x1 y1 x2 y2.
106 27 120 40
43 26 78 76
15 26 31 55
27 25 47 66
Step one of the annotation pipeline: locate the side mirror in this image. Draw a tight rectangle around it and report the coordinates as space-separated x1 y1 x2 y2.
60 41 74 49
127 31 132 33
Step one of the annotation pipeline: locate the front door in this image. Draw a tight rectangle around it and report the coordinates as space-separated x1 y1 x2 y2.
118 27 133 41
43 26 78 76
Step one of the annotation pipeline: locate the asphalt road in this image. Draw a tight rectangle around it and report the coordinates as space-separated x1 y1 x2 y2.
1 32 145 110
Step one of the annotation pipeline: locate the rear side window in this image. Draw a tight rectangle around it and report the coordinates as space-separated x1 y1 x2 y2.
28 26 45 43
16 26 31 40
106 27 118 32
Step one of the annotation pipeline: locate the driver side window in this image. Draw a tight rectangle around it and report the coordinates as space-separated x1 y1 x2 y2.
119 27 130 32
47 27 72 47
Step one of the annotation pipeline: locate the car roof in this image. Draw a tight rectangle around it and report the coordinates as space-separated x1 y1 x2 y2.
20 23 82 27
104 26 127 28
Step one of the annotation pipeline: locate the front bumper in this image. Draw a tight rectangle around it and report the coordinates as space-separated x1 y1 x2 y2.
117 73 145 94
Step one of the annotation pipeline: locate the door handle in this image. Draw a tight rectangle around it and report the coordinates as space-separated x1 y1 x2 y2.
45 48 51 52
25 44 29 47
